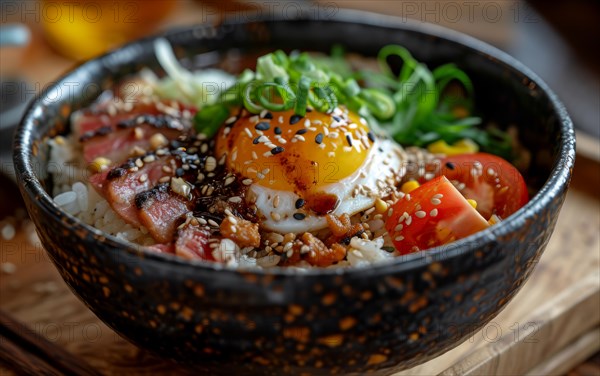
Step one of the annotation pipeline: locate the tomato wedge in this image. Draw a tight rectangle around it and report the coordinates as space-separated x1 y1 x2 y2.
386 176 490 255
437 153 528 219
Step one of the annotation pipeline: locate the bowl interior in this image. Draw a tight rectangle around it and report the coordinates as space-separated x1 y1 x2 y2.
15 12 574 275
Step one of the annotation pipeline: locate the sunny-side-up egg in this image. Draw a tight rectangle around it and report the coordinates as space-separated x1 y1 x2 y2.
215 107 406 233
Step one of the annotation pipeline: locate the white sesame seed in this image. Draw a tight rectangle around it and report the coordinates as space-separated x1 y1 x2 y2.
394 235 404 242
394 224 403 232
224 176 236 186
228 196 242 203
406 216 413 226
208 219 219 227
242 178 253 185
304 119 311 127
278 116 284 123
415 211 426 218
244 128 253 138
252 151 258 160
205 156 217 172
430 209 438 217
139 174 148 183
431 198 441 205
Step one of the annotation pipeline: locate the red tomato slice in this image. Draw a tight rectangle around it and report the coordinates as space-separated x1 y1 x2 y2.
438 153 528 219
386 176 490 255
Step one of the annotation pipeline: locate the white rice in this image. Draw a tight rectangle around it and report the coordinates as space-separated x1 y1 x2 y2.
48 136 399 268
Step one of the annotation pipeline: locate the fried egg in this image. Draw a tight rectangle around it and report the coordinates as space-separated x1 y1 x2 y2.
216 107 405 233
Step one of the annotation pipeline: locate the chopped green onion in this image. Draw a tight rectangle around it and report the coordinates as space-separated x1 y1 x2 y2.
193 104 230 137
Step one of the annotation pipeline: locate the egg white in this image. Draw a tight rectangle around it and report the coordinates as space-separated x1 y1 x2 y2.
249 138 406 234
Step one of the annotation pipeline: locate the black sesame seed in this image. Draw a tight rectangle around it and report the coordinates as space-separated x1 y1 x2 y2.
274 127 282 135
293 213 306 220
271 146 284 155
264 112 273 119
346 135 353 147
315 133 323 144
175 168 184 177
333 115 341 122
445 162 455 170
255 122 270 131
295 199 305 209
295 128 308 135
367 131 375 143
289 115 303 125
253 136 261 144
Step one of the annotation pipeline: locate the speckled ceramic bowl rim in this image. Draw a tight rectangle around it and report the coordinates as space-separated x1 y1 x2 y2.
14 9 575 278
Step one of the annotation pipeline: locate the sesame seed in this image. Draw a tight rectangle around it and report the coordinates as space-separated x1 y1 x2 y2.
394 224 403 232
345 134 353 147
433 193 444 199
333 115 341 122
315 133 323 144
263 111 273 119
274 127 282 135
139 174 148 182
293 213 306 220
208 219 219 227
278 116 284 123
406 216 413 225
205 156 217 172
328 132 339 138
294 135 306 142
255 122 270 131
244 128 253 138
328 152 335 157
430 209 438 217
252 151 258 160
295 198 305 209
159 176 171 183
273 195 280 208
225 116 237 124
249 115 259 123
271 146 284 155
253 136 261 144
228 196 242 203
242 179 253 185
304 119 311 127
162 165 172 174
367 131 375 143
270 212 281 221
415 211 426 218
290 115 302 125
296 128 308 135
395 235 404 242
224 176 236 186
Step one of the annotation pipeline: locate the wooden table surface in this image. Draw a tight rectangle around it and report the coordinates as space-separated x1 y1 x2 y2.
1 2 599 375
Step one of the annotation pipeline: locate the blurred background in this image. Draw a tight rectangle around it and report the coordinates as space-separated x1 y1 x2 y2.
0 1 598 374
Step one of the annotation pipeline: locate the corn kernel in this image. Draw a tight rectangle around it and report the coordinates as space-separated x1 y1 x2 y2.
89 157 111 173
401 180 420 194
467 199 477 209
427 138 479 156
374 198 388 214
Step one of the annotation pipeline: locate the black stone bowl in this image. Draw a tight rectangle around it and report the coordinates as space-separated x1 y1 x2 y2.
13 10 575 375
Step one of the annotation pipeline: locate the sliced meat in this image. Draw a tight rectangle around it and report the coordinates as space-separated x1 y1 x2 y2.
175 225 213 260
135 184 193 243
90 157 176 227
72 100 195 137
80 115 183 163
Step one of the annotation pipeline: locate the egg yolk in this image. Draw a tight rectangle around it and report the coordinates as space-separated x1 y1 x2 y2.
215 108 374 194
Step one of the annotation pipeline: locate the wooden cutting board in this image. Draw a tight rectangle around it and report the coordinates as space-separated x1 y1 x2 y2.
1 135 599 375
